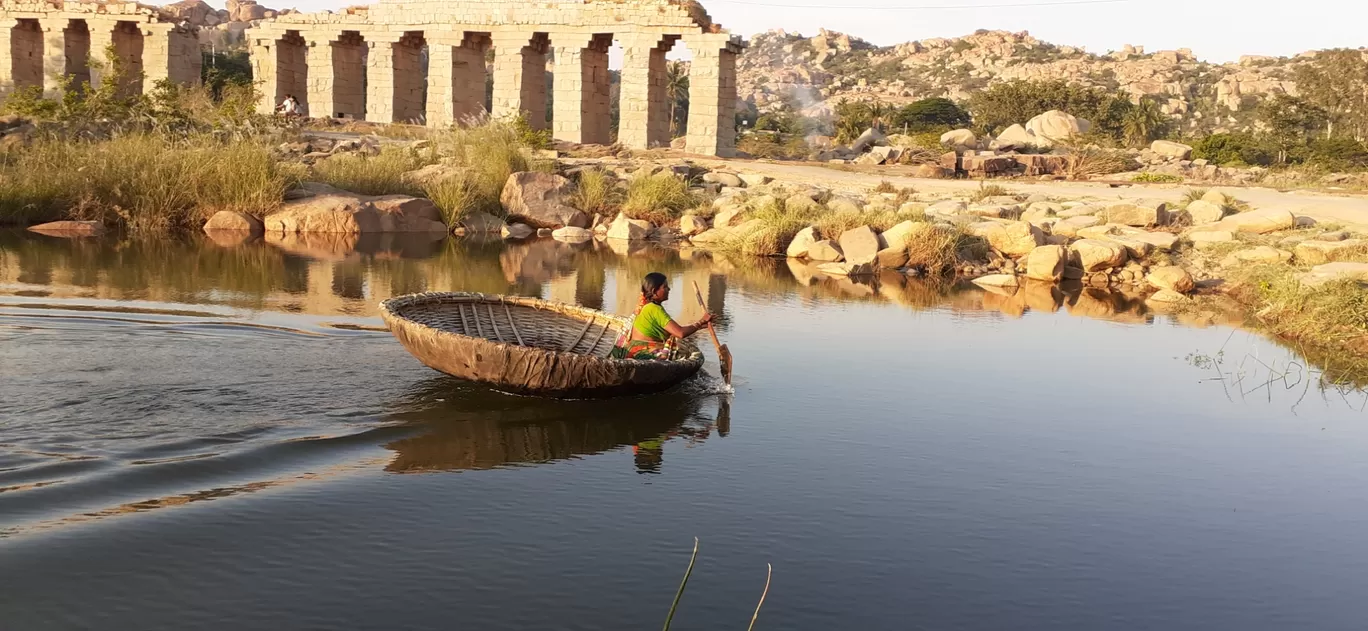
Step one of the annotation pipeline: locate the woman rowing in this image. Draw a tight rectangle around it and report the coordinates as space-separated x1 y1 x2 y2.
610 272 712 360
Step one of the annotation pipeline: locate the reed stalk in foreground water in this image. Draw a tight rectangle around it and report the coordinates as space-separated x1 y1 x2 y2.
661 537 699 631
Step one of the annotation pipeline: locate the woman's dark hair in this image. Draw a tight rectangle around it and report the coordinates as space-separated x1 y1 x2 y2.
641 272 668 301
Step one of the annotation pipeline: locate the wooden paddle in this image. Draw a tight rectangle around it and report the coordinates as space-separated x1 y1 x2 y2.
691 281 733 385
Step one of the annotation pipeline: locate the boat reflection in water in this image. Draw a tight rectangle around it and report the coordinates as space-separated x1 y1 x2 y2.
381 378 730 475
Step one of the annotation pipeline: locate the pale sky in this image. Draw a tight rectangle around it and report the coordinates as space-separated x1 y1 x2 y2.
224 0 1363 63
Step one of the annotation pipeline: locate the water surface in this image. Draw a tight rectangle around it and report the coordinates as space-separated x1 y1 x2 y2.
3 230 1368 630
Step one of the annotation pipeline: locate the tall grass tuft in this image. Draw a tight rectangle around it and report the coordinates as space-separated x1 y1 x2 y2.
0 133 292 231
570 167 622 216
968 180 1012 202
622 172 696 224
1235 265 1368 360
313 147 432 196
422 173 480 225
429 121 535 217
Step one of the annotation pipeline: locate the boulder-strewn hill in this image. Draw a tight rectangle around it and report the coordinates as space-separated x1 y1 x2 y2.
737 28 1343 134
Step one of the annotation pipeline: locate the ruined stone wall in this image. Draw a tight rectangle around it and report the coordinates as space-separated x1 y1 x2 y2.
0 1 201 98
249 0 744 156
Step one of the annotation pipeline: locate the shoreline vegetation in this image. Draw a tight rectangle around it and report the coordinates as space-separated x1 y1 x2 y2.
2 53 1366 385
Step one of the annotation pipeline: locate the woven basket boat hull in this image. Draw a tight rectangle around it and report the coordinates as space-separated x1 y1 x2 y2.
380 292 704 399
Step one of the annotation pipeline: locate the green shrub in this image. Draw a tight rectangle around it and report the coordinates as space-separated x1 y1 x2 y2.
1307 138 1368 170
1192 133 1275 167
1132 172 1184 183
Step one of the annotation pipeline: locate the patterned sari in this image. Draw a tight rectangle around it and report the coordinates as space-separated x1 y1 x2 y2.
609 304 677 360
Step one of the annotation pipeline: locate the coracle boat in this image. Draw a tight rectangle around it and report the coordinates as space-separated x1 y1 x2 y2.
380 292 704 398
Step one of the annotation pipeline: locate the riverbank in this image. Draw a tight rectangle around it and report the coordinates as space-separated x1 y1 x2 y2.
6 121 1368 384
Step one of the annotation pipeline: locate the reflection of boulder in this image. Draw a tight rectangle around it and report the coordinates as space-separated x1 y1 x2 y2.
1066 288 1150 324
1020 280 1063 313
203 230 261 248
498 239 580 284
786 257 823 286
265 231 361 260
381 379 723 473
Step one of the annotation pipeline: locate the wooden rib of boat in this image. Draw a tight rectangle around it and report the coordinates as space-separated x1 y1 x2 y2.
380 292 704 398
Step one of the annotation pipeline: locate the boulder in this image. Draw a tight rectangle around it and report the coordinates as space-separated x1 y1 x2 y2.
1299 262 1368 287
606 213 654 241
454 211 505 234
838 225 883 267
1294 238 1366 265
1147 289 1190 304
1223 246 1293 265
265 192 447 234
731 219 766 237
1202 190 1232 206
787 226 819 258
499 172 589 229
786 194 823 214
912 164 952 178
1056 205 1102 219
927 200 967 216
997 124 1045 149
968 221 1044 257
501 223 534 239
738 173 772 187
1150 140 1194 161
1104 200 1169 227
940 128 977 148
1147 266 1194 293
879 221 920 252
1052 215 1102 238
973 274 1020 288
702 172 744 188
713 205 748 228
203 210 264 235
827 197 863 214
1026 110 1088 142
850 127 887 153
1070 239 1128 271
1025 245 1067 282
27 220 105 237
1211 208 1296 234
1185 199 1225 225
551 226 593 242
679 214 710 236
808 240 845 262
1189 230 1234 249
689 228 733 245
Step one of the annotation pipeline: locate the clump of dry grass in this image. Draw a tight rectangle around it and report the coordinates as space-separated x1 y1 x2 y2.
1233 265 1368 362
622 171 697 224
314 147 431 196
967 180 1012 203
570 167 622 216
1063 144 1134 179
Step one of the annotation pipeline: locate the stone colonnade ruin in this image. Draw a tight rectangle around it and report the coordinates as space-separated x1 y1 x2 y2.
0 1 200 99
249 0 743 156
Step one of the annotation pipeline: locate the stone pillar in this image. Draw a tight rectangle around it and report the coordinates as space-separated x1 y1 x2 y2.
141 24 200 94
364 34 397 123
683 35 739 158
87 21 115 90
330 31 366 119
249 35 278 115
63 19 92 94
304 35 333 119
2 19 44 96
391 31 426 124
39 18 66 98
552 32 612 145
0 19 14 95
491 31 548 129
425 41 454 127
618 34 668 150
452 32 490 123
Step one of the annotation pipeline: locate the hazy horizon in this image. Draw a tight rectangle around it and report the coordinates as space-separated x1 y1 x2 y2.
201 0 1364 64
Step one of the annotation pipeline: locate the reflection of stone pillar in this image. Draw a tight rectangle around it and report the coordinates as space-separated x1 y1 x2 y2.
548 271 578 304
491 32 548 129
683 34 740 158
552 32 611 145
575 263 605 310
678 269 725 324
618 34 667 150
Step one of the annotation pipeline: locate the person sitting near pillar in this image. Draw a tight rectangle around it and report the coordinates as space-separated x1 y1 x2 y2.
279 95 299 118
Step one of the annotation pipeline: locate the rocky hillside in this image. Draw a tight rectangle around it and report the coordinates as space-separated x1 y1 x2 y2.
737 28 1332 134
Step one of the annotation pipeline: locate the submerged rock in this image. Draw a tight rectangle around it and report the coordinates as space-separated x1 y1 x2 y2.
28 220 105 237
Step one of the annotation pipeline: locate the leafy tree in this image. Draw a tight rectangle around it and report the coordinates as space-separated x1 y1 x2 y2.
1257 94 1327 163
1121 97 1167 147
890 97 971 133
967 79 1137 142
665 61 689 138
833 98 872 142
1307 137 1368 170
1293 49 1368 140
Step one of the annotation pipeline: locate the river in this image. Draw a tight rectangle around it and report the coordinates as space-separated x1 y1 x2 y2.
3 229 1367 630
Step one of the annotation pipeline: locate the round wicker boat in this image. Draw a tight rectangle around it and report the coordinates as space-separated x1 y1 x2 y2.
380 292 704 398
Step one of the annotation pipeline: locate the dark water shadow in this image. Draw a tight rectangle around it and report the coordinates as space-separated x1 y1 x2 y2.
380 377 729 475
